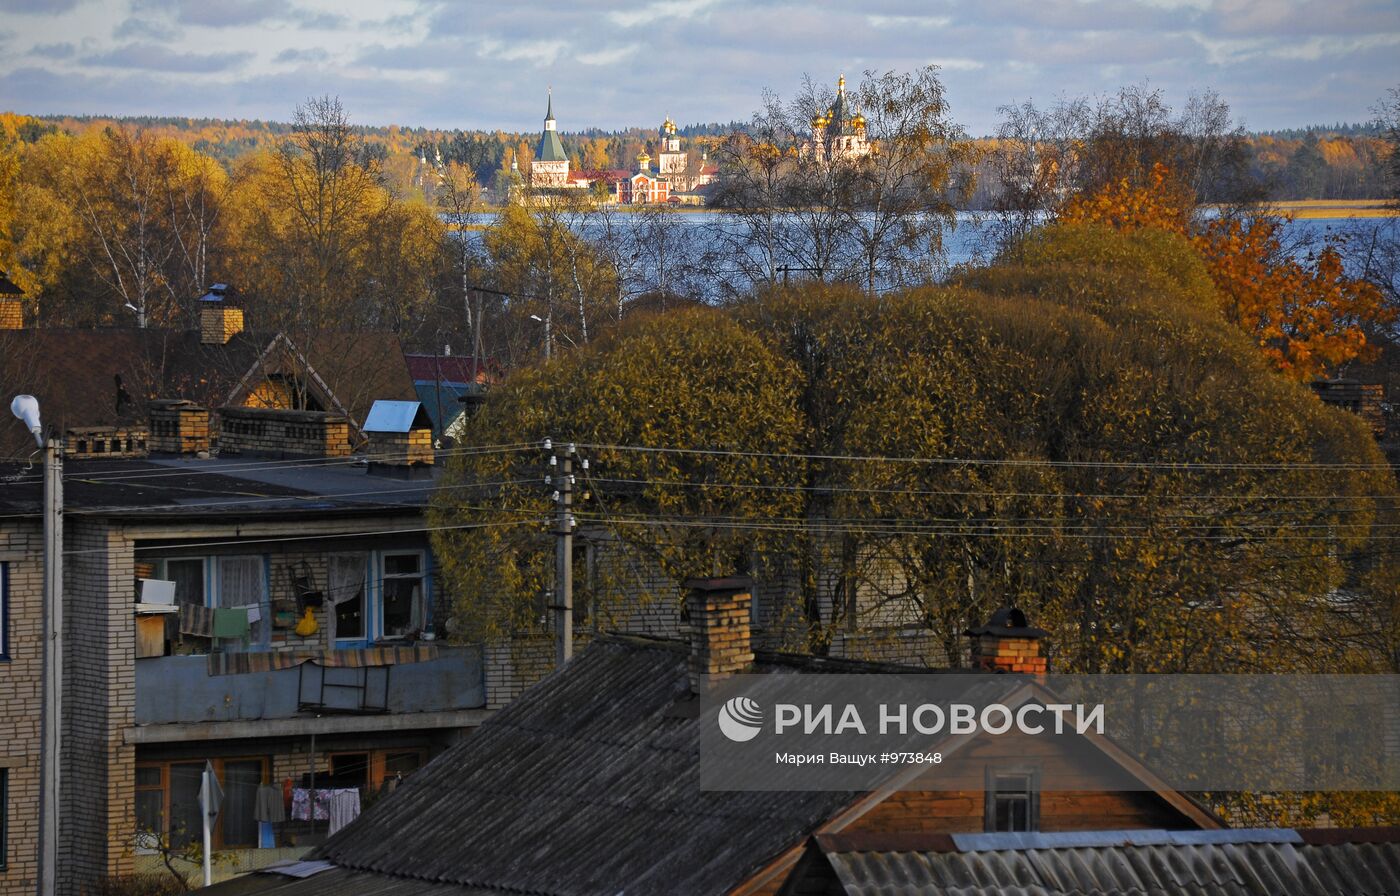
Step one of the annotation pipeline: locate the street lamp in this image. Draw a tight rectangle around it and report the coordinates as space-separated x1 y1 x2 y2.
9 394 41 447
10 394 60 896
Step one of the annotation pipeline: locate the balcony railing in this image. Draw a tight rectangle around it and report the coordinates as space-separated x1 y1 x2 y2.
134 646 485 725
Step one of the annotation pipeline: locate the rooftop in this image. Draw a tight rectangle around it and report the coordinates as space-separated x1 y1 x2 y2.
802 828 1400 896
209 634 1021 896
0 454 441 519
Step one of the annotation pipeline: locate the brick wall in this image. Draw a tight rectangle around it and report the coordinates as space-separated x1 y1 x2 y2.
148 403 210 455
0 521 44 894
200 307 243 345
483 638 558 710
217 408 350 459
61 520 137 894
0 299 22 330
64 427 149 460
367 430 434 466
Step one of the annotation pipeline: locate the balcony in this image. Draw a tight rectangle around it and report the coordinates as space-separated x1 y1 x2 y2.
131 646 486 741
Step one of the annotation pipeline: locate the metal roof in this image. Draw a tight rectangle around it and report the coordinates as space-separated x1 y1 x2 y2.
363 400 431 434
813 833 1400 896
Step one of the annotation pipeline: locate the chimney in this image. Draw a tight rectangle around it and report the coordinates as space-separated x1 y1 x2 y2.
0 269 25 329
966 607 1049 676
684 577 754 692
199 283 243 345
362 400 434 478
149 400 211 455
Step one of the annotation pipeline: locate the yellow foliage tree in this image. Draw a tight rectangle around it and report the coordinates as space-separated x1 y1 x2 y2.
1060 163 1394 379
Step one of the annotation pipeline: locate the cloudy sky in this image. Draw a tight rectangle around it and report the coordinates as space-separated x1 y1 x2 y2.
0 0 1397 135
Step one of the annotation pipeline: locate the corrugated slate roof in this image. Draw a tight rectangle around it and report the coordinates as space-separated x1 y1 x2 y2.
315 636 867 895
814 833 1400 896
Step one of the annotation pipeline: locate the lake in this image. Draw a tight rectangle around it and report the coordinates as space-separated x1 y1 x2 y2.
449 210 1396 300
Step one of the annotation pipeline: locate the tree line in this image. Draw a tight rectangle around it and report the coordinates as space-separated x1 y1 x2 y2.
2 78 1398 379
14 105 1397 206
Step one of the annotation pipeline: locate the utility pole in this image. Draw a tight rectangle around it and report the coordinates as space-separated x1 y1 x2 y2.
550 442 575 664
40 436 62 896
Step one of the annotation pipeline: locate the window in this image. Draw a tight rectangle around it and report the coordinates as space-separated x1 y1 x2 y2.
0 768 7 870
986 770 1040 832
380 553 424 639
0 561 8 660
218 556 268 645
328 749 425 793
328 554 367 643
164 558 206 607
136 758 268 851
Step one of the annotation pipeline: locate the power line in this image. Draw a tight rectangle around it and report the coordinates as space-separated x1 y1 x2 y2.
576 442 1399 473
585 475 1400 506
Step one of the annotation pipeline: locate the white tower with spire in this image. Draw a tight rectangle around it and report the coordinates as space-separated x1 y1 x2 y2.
531 88 570 187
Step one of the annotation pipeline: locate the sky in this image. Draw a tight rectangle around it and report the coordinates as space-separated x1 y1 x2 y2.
0 0 1397 136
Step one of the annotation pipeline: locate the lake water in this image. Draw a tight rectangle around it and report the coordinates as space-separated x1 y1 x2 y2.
450 211 1395 300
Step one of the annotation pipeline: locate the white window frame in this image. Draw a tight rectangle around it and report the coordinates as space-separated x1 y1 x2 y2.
213 554 270 648
377 550 427 641
154 556 210 607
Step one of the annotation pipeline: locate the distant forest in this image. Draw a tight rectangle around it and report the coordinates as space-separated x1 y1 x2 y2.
14 112 1396 204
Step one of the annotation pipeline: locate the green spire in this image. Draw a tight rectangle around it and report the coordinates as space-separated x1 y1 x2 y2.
537 88 567 162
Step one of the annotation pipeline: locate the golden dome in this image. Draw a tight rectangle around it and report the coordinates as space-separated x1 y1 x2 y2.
638 152 651 163
837 74 845 91
662 116 676 134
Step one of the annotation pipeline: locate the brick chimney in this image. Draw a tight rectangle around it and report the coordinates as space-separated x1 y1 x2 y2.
149 400 211 455
684 576 755 692
362 400 434 478
966 607 1049 676
199 284 243 345
0 269 25 329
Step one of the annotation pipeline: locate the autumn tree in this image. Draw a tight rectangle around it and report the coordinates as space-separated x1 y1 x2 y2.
14 126 229 327
712 66 973 296
1058 163 1394 378
986 86 1263 256
223 96 444 338
434 223 1398 677
476 197 617 364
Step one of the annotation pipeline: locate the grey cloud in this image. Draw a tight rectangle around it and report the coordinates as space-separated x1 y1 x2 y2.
275 47 330 64
1 0 1395 136
115 17 181 41
0 0 81 11
84 42 253 73
131 0 282 27
30 42 77 58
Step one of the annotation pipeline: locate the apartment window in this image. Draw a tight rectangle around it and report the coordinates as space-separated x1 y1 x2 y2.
328 749 425 793
1 768 8 870
218 556 268 645
328 553 368 643
164 558 206 607
136 758 267 850
986 769 1040 833
380 553 424 639
0 561 8 660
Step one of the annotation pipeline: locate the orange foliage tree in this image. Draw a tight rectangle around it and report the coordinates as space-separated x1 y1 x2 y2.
1060 163 1393 379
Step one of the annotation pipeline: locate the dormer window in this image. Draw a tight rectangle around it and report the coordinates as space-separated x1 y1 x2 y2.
986 769 1040 832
